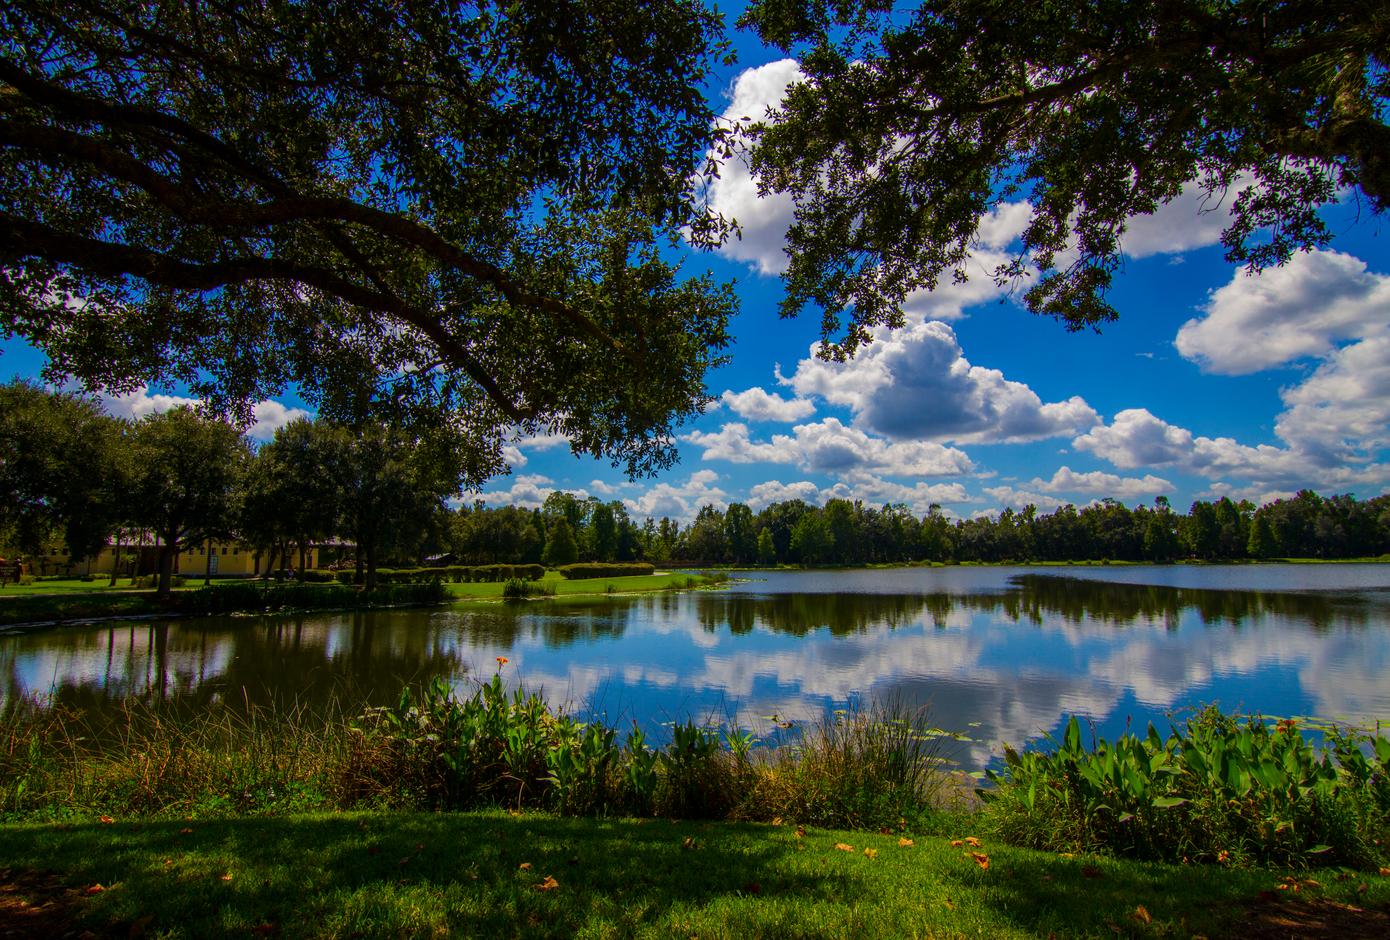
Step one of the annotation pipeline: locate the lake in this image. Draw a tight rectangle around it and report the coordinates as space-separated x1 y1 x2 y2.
4 564 1389 769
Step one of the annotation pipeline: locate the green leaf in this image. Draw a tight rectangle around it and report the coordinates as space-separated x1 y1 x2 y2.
1152 796 1187 809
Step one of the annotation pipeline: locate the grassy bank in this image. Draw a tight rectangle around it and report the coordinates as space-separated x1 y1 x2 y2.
3 809 1388 939
0 581 446 627
3 685 1390 936
444 570 727 601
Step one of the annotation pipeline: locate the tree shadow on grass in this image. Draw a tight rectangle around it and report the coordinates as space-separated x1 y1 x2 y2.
0 813 841 938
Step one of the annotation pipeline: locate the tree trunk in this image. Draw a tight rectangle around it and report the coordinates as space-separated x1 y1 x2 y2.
109 529 124 587
204 535 213 586
156 540 176 598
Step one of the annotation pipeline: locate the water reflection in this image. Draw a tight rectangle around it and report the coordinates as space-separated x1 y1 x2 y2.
4 568 1389 769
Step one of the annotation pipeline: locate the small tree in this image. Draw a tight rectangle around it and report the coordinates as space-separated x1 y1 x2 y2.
543 519 580 567
0 381 126 562
756 528 777 566
126 407 251 597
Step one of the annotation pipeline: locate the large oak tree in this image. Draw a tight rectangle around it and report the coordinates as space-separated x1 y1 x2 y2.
1 0 736 483
740 0 1389 352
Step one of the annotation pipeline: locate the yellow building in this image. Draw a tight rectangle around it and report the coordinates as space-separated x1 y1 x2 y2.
18 536 318 578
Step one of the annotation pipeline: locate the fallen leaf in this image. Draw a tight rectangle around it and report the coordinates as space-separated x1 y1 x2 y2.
1380 867 1390 877
98 815 115 825
943 900 955 911
178 828 193 836
219 873 233 882
85 884 105 895
414 843 424 853
681 836 697 850
518 862 532 871
794 826 806 839
397 857 411 867
770 817 782 827
743 881 761 894
162 859 172 867
878 827 893 835
834 843 854 852
967 851 990 870
535 875 559 892
863 848 878 859
1058 852 1075 859
1132 905 1152 925
964 837 982 847
1081 865 1103 879
898 838 914 847
950 840 964 847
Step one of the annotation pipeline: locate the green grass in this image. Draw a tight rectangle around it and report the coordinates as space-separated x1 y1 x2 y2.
444 571 723 600
2 809 1386 939
0 576 150 595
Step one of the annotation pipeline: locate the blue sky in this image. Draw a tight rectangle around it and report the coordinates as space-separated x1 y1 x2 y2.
6 13 1390 524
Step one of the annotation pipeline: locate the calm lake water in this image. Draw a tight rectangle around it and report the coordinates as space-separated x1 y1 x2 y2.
4 565 1389 768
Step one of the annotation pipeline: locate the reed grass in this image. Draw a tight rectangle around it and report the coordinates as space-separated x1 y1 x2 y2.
0 679 956 833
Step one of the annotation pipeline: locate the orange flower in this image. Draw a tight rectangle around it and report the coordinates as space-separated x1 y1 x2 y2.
496 656 509 667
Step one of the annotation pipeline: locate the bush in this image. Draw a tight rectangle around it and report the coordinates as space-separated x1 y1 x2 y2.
557 562 655 580
740 701 951 831
173 580 447 616
301 569 338 582
501 578 555 600
979 708 1390 869
130 574 186 589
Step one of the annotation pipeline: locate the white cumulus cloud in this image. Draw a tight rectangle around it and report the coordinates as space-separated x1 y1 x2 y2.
98 385 311 442
701 59 803 275
1175 249 1390 375
683 418 974 478
788 320 1099 444
720 386 816 422
624 470 727 522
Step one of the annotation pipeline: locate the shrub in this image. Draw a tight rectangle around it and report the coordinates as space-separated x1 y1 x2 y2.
301 569 337 582
979 709 1390 869
740 701 951 831
501 578 555 600
557 562 655 580
130 574 186 589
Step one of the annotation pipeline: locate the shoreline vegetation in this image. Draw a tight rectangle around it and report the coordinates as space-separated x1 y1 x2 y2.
0 570 732 631
1 683 1387 937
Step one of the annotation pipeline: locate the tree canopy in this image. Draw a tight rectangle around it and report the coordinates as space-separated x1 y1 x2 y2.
0 0 736 482
0 379 124 558
740 0 1389 353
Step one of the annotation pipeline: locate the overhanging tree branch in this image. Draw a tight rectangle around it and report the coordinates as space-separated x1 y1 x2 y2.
0 210 530 420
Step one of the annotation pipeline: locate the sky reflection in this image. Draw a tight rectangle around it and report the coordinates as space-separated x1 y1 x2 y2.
4 566 1389 769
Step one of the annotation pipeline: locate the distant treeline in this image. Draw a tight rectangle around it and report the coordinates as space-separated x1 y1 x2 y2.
457 490 1390 567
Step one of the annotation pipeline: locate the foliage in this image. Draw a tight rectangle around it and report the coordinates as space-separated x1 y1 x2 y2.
342 677 955 826
742 702 953 831
125 406 251 595
541 518 580 567
556 562 656 579
1 0 735 476
740 0 1389 346
980 709 1390 869
0 380 125 558
500 577 555 599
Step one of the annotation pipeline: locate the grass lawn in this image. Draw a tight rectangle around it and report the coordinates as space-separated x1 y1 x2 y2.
1 810 1386 939
0 577 149 595
444 571 721 601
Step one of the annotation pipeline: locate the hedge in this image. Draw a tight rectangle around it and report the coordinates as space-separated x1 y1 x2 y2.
556 562 655 580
